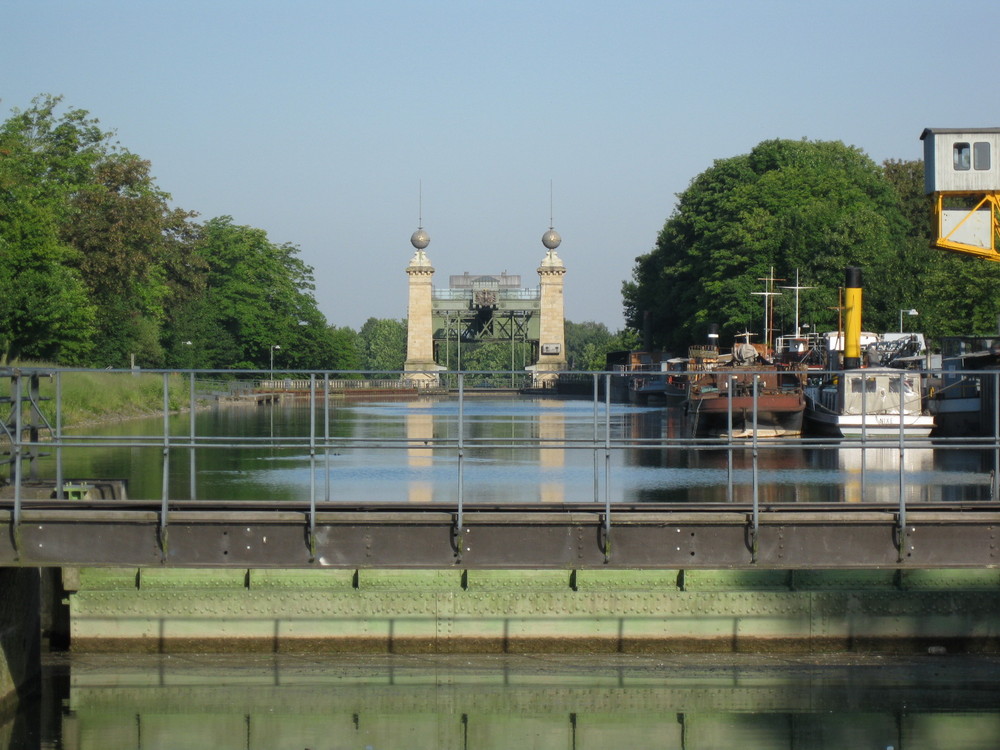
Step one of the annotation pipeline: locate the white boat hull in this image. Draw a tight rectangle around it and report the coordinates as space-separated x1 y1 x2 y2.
805 410 935 439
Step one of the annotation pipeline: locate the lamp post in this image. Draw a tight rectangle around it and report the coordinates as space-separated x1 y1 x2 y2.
270 345 281 380
183 340 192 370
899 308 918 333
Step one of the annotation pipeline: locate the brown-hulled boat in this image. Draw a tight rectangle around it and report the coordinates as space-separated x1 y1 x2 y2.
685 341 807 439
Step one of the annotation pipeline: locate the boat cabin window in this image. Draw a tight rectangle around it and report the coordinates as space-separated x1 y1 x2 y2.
954 142 971 170
850 377 878 394
887 377 915 394
974 141 991 171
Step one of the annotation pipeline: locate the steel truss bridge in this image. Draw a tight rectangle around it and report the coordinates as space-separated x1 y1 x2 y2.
2 366 1000 570
431 276 541 368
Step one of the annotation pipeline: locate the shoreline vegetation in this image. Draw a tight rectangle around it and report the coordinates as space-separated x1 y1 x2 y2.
1 363 190 429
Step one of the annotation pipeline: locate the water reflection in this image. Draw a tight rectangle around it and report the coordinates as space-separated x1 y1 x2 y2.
406 402 435 503
33 397 995 505
538 400 566 503
22 653 1000 749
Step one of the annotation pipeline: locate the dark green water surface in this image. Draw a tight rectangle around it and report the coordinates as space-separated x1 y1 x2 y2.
11 652 1000 749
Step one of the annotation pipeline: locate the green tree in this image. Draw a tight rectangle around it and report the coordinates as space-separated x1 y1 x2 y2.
565 320 612 369
358 318 407 374
0 95 109 219
0 96 102 364
563 320 641 370
0 208 96 364
1 96 356 371
328 326 363 371
458 341 533 378
624 139 911 352
0 95 206 367
194 216 338 370
62 152 199 367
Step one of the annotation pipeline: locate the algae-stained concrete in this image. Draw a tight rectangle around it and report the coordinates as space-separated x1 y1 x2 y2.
65 567 1000 654
0 568 40 720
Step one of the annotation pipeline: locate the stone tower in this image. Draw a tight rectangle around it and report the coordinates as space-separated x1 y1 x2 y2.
403 227 442 387
528 227 567 387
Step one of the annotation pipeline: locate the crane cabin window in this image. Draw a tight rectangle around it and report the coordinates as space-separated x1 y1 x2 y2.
954 142 971 170
974 141 991 171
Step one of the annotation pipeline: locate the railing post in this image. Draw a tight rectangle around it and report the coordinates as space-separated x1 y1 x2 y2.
11 374 22 541
861 371 868 501
897 371 907 562
726 373 734 440
55 372 63 501
603 372 612 563
324 373 331 503
750 372 760 562
189 372 197 501
454 372 465 560
308 375 317 560
726 374 734 503
994 371 1000 500
592 373 600 504
159 372 170 558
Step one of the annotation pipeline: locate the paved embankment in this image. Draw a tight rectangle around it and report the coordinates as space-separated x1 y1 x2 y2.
65 567 1000 654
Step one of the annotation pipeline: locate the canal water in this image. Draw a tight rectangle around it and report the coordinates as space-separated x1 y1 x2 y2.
10 395 1000 748
44 395 996 504
14 653 1000 749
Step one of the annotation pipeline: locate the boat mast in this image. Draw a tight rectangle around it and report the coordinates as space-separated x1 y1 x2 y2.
752 267 784 352
780 269 815 338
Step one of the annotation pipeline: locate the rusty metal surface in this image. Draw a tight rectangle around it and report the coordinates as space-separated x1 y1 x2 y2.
2 502 998 569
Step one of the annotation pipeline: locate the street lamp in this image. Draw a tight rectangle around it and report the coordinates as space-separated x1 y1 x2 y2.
270 345 281 379
899 308 918 333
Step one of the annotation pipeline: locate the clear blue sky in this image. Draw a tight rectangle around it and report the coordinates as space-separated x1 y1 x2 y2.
4 1 998 331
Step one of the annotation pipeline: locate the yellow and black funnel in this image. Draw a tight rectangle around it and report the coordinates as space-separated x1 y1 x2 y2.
843 267 862 370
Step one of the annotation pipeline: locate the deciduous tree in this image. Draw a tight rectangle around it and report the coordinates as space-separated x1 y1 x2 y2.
624 139 912 352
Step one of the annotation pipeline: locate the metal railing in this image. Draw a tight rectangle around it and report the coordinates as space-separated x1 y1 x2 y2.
3 366 1000 565
432 288 540 301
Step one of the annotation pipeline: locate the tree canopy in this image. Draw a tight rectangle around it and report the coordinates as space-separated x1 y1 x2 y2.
11 97 993 372
622 139 947 353
0 95 359 370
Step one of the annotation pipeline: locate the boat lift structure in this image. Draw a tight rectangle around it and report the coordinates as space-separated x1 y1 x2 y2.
921 127 1000 260
403 224 567 388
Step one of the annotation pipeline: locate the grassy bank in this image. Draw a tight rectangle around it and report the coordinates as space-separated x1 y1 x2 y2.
1 365 191 428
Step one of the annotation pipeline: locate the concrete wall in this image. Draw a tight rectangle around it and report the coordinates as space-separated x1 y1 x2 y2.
66 567 1000 654
0 568 40 723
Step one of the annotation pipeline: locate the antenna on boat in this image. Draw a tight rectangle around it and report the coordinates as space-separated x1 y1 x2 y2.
780 269 815 338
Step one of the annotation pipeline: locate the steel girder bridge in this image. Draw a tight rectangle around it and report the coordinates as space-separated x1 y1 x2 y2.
431 274 540 371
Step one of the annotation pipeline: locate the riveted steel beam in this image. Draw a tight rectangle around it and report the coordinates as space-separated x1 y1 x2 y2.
2 503 999 569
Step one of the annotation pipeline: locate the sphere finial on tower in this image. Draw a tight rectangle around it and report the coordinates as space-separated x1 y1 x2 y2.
542 227 561 250
410 179 430 249
542 180 561 250
411 227 430 249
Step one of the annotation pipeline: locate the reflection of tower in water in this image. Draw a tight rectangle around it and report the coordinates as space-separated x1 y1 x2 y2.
406 402 435 503
537 400 565 503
